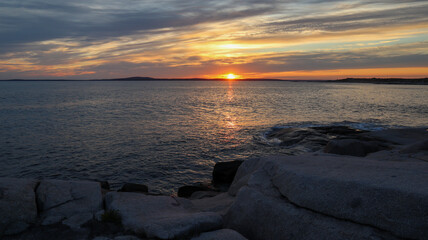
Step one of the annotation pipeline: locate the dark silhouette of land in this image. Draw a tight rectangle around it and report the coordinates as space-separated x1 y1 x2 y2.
333 78 428 85
2 77 427 84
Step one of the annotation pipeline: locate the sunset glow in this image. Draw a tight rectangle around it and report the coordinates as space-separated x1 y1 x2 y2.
227 74 236 80
0 1 427 79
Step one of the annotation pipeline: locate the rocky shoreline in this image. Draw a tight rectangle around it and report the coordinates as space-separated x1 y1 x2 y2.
1 127 427 240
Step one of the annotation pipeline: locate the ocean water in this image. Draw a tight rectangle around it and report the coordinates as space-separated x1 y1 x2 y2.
0 81 427 193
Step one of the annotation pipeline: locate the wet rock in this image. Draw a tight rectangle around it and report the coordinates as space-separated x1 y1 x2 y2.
36 180 103 224
106 192 222 239
191 229 247 240
0 178 38 236
212 161 243 186
178 185 211 198
118 183 148 193
312 126 367 136
324 139 388 156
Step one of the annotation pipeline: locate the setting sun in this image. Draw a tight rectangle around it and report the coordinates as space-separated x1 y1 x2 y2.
227 73 236 80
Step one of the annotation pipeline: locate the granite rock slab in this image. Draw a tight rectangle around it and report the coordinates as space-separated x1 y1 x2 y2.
226 154 428 239
106 192 222 239
36 179 103 224
225 186 399 240
0 178 38 236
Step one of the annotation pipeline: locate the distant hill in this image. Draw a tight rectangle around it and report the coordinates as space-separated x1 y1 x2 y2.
2 77 427 84
333 78 428 85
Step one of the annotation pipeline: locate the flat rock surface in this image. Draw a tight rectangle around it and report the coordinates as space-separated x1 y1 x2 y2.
227 154 428 239
0 178 38 236
191 229 248 240
190 193 235 216
226 186 399 240
106 192 222 239
36 179 103 224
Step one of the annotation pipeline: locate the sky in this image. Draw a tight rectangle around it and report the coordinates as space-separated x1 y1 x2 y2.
1 0 428 80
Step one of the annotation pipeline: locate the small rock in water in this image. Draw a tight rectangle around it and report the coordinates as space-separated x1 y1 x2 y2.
212 161 243 186
118 183 148 193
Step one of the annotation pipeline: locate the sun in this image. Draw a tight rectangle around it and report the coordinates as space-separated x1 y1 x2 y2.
227 73 236 80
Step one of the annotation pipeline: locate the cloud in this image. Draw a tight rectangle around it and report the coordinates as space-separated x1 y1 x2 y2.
1 0 428 79
264 4 428 33
0 0 276 46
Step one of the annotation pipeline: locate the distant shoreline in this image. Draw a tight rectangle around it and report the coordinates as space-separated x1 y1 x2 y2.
1 77 427 85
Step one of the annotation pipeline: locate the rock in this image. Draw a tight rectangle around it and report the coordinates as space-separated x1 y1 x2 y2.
93 237 112 240
400 138 428 153
225 154 428 239
190 193 235 215
212 161 243 186
324 139 388 156
190 191 219 200
362 127 428 145
178 185 211 198
228 158 264 196
191 229 247 240
36 180 103 224
62 212 93 230
114 235 142 240
99 181 110 190
42 215 65 226
265 126 367 151
118 183 148 193
312 126 367 136
106 192 222 239
95 210 105 221
85 219 124 237
225 186 399 240
0 178 38 236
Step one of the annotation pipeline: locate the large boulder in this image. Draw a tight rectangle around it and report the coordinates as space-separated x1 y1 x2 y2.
0 178 38 236
225 154 428 240
105 192 222 239
36 179 103 224
226 186 398 240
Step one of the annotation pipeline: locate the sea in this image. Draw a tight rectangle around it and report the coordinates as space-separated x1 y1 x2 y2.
1 80 427 194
